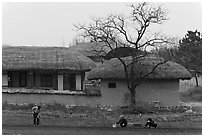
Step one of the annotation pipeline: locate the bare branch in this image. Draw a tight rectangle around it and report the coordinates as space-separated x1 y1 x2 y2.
74 2 170 106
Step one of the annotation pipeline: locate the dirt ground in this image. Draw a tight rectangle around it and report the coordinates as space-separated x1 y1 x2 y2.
2 124 202 135
2 107 202 135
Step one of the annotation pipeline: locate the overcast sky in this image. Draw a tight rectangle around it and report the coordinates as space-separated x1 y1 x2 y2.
2 2 202 47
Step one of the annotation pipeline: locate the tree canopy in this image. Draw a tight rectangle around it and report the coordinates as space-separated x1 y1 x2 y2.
176 30 202 73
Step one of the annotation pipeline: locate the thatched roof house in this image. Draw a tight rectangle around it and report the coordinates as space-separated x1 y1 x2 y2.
68 42 111 63
68 42 110 56
103 47 145 60
86 56 192 106
3 46 96 71
2 46 96 91
87 56 192 80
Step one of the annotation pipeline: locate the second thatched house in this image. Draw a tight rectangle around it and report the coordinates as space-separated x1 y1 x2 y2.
68 42 111 65
86 56 192 106
2 46 96 91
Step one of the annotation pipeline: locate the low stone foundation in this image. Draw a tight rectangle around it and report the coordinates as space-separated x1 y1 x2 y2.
2 87 100 96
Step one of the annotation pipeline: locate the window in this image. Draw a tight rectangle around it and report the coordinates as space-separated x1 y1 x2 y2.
108 82 116 88
19 71 27 87
41 74 53 87
63 74 76 90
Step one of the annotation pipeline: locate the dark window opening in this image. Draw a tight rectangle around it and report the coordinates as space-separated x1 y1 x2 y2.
19 71 27 87
41 74 53 87
69 74 76 90
7 71 27 87
63 74 76 90
108 82 116 88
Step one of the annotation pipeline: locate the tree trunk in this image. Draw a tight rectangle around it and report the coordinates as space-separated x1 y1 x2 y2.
130 88 136 106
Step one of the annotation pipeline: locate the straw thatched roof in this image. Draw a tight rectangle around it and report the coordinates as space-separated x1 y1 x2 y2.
104 47 145 60
68 42 111 57
2 46 96 71
86 56 192 80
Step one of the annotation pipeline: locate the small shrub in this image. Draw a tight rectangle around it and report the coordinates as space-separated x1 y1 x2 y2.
85 87 101 96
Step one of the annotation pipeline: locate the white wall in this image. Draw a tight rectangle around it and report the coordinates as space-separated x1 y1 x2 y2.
136 79 180 106
100 79 180 106
2 75 8 86
100 80 129 106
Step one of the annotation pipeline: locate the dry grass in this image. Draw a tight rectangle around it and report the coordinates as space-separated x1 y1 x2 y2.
179 76 202 102
180 76 202 92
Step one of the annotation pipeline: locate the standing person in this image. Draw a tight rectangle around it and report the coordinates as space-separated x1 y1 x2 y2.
116 115 128 128
32 105 41 126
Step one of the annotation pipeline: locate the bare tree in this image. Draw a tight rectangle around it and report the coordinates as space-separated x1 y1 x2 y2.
75 2 172 106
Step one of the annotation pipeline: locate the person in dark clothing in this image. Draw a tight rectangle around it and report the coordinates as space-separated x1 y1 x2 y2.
144 118 157 128
116 115 128 128
32 105 41 126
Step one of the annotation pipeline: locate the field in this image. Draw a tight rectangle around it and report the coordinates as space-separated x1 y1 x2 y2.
2 103 202 135
2 76 202 135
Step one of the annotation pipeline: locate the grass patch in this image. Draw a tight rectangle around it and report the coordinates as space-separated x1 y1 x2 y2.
180 86 202 102
2 101 192 115
119 102 190 115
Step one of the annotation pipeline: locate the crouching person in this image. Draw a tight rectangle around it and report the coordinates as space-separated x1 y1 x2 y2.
116 115 128 128
144 118 157 128
32 105 41 126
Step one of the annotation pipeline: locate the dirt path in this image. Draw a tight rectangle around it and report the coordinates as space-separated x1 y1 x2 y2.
2 124 202 135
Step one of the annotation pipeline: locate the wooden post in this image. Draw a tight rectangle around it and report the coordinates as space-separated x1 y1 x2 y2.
76 74 82 90
58 74 63 90
195 73 199 87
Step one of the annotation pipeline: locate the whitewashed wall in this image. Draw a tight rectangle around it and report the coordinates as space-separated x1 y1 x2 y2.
100 79 180 106
2 75 8 86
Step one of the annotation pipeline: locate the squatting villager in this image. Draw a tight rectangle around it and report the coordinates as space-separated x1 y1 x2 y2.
144 118 157 128
116 115 128 128
32 105 41 126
